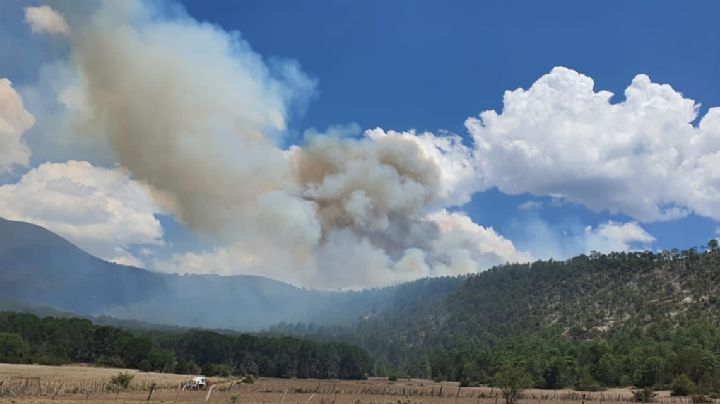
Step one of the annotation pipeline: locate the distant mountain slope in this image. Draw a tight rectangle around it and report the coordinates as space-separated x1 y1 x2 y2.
0 217 461 330
443 250 720 341
275 246 720 376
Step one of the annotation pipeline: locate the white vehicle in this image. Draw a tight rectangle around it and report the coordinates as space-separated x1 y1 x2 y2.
183 376 208 390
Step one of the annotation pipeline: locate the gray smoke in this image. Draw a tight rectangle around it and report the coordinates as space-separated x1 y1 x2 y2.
28 0 530 288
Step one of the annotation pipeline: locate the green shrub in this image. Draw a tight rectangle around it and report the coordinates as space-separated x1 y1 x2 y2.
34 354 69 366
576 371 603 392
96 355 125 368
632 388 656 403
137 359 152 372
241 375 254 384
0 333 30 363
203 363 232 377
175 360 201 375
671 374 697 396
459 378 480 387
109 372 135 389
494 366 534 404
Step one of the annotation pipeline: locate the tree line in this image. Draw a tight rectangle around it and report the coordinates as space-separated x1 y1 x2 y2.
0 312 369 379
411 320 720 395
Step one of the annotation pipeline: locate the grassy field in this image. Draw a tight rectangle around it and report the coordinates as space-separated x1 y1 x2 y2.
0 363 687 403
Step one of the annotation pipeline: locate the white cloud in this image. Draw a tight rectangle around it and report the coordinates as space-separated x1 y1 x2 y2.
518 200 543 211
428 210 532 274
584 221 655 253
18 60 116 167
467 66 720 222
0 78 34 172
512 216 655 260
0 160 164 266
24 5 70 36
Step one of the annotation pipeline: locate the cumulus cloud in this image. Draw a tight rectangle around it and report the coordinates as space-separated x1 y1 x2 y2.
17 60 116 167
0 160 164 266
511 215 655 261
0 78 34 172
518 200 543 211
467 66 720 222
24 5 70 36
428 210 532 274
584 221 655 253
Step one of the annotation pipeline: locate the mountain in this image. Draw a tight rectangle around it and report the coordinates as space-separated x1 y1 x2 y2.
10 216 720 390
273 246 720 388
0 217 459 330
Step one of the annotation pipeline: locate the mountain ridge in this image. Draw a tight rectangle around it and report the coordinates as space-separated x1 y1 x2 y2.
0 217 456 330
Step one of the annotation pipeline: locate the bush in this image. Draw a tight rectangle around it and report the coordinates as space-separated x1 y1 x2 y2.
175 360 201 375
460 378 481 387
632 388 656 403
576 371 603 392
494 366 534 404
138 360 152 372
0 333 30 363
203 363 232 377
34 354 69 366
388 375 398 382
96 355 126 368
241 375 254 384
691 395 711 404
148 350 176 372
109 372 135 389
671 374 697 396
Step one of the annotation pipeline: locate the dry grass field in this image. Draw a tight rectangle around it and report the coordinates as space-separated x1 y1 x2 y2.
0 363 694 404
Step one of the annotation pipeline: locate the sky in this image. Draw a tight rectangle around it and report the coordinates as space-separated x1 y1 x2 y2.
1 0 719 289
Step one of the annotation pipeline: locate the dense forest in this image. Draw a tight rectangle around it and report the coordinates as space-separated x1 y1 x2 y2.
271 243 720 394
0 312 369 379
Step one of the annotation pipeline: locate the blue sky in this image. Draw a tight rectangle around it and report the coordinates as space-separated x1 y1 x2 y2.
1 0 719 288
178 0 720 253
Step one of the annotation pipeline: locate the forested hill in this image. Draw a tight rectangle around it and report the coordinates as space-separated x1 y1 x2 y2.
273 244 720 391
447 247 720 341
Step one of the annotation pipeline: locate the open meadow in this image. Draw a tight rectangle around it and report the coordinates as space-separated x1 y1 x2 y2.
0 363 696 404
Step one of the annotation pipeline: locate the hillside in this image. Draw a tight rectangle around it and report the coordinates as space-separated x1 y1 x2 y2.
274 246 720 390
7 216 720 391
0 217 459 331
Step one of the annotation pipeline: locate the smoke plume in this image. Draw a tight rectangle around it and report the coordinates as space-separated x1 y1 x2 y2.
0 78 34 172
28 1 529 288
